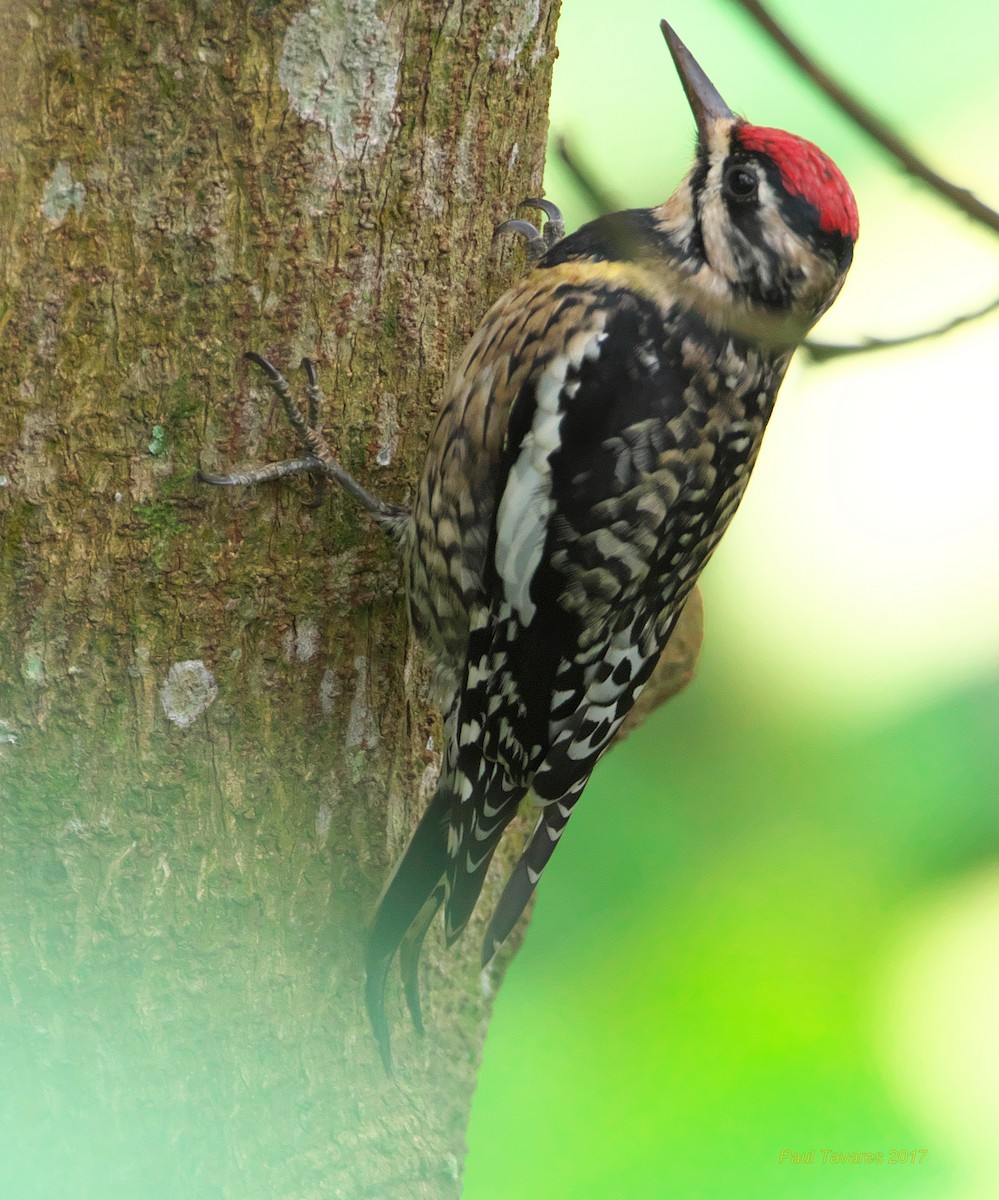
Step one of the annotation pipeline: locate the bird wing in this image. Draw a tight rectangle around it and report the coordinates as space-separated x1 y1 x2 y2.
443 276 717 945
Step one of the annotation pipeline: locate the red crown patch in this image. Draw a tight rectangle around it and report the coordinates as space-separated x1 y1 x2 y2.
737 125 859 242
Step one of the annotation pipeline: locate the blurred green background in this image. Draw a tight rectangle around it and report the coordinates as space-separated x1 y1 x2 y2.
465 1 999 1197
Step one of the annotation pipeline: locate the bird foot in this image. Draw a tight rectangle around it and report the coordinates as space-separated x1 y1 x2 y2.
495 197 565 264
199 353 408 533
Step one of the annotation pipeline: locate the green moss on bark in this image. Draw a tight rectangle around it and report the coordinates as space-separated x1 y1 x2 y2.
0 1 562 1195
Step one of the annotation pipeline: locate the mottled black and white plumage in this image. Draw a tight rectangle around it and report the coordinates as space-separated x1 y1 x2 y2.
374 23 856 1041
403 268 785 963
201 22 858 1068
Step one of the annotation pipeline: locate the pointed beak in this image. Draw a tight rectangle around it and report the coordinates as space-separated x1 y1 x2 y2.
660 20 736 144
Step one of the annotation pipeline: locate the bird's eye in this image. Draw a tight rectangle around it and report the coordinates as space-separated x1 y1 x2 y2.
723 164 758 203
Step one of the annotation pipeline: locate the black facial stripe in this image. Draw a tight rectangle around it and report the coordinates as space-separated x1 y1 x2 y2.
743 153 853 267
685 156 709 263
719 199 802 310
774 185 855 268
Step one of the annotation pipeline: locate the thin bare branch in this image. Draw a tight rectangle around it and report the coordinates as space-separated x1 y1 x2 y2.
554 135 622 217
804 290 999 362
728 0 999 237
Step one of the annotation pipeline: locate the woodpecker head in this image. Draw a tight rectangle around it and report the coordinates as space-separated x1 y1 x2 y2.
656 21 858 336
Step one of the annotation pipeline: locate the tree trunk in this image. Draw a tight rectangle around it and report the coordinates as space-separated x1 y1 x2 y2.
0 2 561 1195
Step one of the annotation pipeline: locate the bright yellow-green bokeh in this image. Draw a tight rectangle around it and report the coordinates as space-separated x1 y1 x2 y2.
466 3 999 1198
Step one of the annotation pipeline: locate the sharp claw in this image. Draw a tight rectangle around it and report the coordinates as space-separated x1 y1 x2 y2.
521 197 562 224
495 217 543 242
243 350 281 381
300 357 322 428
521 197 565 246
496 197 565 263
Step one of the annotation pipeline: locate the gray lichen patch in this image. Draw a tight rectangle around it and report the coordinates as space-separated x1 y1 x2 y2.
319 667 340 715
41 161 85 226
374 393 400 467
282 618 320 662
0 719 18 760
488 0 541 65
346 655 379 749
278 1 402 159
160 661 218 728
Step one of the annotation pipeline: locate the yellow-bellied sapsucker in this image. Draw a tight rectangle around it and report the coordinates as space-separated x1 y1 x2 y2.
202 22 858 1067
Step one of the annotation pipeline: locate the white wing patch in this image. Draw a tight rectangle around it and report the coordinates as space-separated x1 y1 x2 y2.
494 324 607 623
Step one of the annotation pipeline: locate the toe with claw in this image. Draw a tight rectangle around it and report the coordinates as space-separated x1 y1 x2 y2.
495 197 565 264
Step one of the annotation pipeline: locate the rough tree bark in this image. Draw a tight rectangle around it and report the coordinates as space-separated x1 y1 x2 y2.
0 1 562 1195
0 2 702 1196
